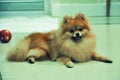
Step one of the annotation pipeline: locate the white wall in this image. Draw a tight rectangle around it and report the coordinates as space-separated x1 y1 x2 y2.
51 0 120 17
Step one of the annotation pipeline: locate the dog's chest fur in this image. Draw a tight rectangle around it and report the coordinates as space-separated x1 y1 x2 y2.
59 38 94 62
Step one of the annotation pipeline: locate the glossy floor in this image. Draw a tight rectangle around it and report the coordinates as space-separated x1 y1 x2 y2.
0 17 120 80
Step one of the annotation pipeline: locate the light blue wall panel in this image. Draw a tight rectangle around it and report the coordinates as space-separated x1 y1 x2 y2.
0 0 44 11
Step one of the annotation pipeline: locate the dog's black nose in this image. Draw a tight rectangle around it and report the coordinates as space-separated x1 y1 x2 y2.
76 33 80 37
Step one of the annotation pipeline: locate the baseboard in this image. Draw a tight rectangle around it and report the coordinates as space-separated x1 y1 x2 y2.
89 17 120 25
0 11 44 17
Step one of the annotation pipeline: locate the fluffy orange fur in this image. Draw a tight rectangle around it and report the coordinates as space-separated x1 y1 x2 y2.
49 13 112 68
7 13 112 68
7 32 52 63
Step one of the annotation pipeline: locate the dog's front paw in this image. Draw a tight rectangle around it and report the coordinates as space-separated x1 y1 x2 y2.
66 61 74 68
103 59 113 63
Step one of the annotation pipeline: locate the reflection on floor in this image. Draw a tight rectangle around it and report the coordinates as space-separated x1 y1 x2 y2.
0 17 120 80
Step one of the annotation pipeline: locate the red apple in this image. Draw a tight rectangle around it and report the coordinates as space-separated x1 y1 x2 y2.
0 29 12 43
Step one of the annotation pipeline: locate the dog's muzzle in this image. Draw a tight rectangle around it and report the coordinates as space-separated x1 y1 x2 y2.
72 31 82 41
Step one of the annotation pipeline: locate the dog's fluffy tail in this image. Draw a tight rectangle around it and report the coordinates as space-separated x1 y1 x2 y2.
7 38 30 62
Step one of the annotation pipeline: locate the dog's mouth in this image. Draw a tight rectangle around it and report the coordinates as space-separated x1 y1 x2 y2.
72 36 82 41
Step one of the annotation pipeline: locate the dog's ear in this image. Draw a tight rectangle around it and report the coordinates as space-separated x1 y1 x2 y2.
75 13 86 21
75 13 91 31
63 16 72 24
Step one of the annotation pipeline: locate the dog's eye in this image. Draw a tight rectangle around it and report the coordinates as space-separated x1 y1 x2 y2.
79 28 83 31
70 29 74 33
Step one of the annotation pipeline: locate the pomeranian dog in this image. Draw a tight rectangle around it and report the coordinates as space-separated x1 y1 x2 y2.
7 13 112 68
49 13 112 68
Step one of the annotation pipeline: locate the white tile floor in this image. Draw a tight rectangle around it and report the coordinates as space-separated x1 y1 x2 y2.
0 17 120 80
